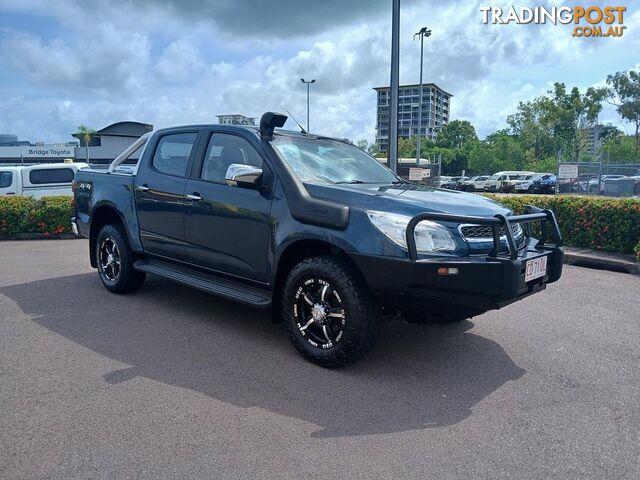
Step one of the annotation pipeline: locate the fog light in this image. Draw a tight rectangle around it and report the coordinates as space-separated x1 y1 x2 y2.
437 267 459 276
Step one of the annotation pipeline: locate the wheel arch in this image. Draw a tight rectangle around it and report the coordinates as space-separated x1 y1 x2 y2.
89 204 129 268
271 238 360 323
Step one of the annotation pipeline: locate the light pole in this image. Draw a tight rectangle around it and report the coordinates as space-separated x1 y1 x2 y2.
389 0 400 174
300 78 315 132
414 26 431 163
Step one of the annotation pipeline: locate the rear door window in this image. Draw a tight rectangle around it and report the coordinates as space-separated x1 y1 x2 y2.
152 133 197 177
29 168 75 184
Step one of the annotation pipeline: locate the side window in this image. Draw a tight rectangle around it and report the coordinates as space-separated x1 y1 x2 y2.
201 133 263 184
0 171 13 188
152 132 197 177
29 168 74 184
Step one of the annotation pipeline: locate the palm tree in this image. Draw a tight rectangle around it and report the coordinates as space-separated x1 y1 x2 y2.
75 125 95 163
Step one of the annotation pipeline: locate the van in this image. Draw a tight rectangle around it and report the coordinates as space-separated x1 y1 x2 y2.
0 162 89 198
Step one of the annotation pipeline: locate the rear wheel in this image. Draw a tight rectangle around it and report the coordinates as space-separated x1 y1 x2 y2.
96 224 145 294
282 256 379 367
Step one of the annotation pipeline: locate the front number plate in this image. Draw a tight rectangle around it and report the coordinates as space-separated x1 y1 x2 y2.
525 256 547 282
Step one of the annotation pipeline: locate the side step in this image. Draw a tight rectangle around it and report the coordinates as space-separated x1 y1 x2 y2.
134 259 272 308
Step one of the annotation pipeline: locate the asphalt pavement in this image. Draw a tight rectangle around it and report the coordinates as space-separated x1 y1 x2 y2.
1 240 639 479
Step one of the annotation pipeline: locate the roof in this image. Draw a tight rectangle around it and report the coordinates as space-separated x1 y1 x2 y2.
216 114 255 118
152 124 348 143
373 83 453 97
72 121 153 139
96 121 153 137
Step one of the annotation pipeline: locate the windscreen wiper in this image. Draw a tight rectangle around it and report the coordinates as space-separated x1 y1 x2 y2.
335 180 366 184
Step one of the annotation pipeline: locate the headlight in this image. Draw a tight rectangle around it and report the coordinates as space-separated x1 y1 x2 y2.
366 210 456 253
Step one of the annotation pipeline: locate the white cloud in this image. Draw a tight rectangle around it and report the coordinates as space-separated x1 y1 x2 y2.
0 0 638 144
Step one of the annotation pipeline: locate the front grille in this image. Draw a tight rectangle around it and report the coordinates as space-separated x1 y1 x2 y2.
460 222 523 241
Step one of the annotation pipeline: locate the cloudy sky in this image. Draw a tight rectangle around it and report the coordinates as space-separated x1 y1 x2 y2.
0 0 638 144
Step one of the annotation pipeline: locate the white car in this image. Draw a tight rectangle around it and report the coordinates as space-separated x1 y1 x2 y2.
459 175 490 192
485 171 536 192
515 174 546 193
0 162 89 198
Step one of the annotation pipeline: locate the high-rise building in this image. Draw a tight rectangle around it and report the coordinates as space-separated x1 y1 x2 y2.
585 123 606 157
374 83 452 153
216 114 256 126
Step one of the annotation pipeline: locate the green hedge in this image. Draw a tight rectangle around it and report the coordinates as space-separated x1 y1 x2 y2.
2 194 640 259
484 194 640 256
0 196 73 236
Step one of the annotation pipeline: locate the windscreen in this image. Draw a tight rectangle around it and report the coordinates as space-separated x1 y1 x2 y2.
271 135 398 185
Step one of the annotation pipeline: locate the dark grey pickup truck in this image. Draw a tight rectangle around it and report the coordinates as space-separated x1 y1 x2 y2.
72 112 564 367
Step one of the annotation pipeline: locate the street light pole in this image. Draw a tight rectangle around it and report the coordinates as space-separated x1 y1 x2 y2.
300 78 315 132
414 27 431 164
389 0 400 174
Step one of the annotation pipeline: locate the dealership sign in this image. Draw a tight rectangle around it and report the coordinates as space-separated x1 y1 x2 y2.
0 145 75 159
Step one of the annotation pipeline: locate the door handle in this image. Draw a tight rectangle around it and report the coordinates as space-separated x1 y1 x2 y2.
136 185 150 192
185 193 202 202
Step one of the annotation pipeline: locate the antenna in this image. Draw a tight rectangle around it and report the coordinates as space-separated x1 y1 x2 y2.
286 111 307 134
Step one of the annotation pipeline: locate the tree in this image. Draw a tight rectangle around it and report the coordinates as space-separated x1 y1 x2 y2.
602 136 638 163
467 130 524 175
435 120 478 149
356 139 369 151
544 82 607 161
397 136 416 158
75 125 95 163
607 69 640 158
507 100 556 162
367 142 380 157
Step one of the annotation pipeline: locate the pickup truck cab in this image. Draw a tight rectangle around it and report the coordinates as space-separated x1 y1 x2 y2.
0 162 88 198
72 112 563 367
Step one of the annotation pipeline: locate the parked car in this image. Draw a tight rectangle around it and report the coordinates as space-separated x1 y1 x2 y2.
485 171 536 192
515 173 554 193
529 174 556 194
0 162 89 198
458 175 489 192
440 176 469 190
72 112 564 367
577 174 600 193
436 176 451 188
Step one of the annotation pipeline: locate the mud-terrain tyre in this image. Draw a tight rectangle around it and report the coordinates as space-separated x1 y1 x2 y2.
282 256 379 368
95 224 146 294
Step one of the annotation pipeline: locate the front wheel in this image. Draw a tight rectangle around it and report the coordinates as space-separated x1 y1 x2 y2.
282 256 379 367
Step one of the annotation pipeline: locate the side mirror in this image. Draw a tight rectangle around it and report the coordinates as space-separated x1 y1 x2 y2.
225 164 264 190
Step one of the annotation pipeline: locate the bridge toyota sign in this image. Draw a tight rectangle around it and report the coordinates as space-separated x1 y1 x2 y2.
0 145 74 159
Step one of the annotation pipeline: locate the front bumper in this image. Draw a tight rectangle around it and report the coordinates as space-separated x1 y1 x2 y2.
349 206 564 312
350 241 563 311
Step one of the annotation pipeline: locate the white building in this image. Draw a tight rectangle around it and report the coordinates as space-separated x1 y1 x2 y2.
374 83 453 153
72 121 153 165
216 114 256 126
